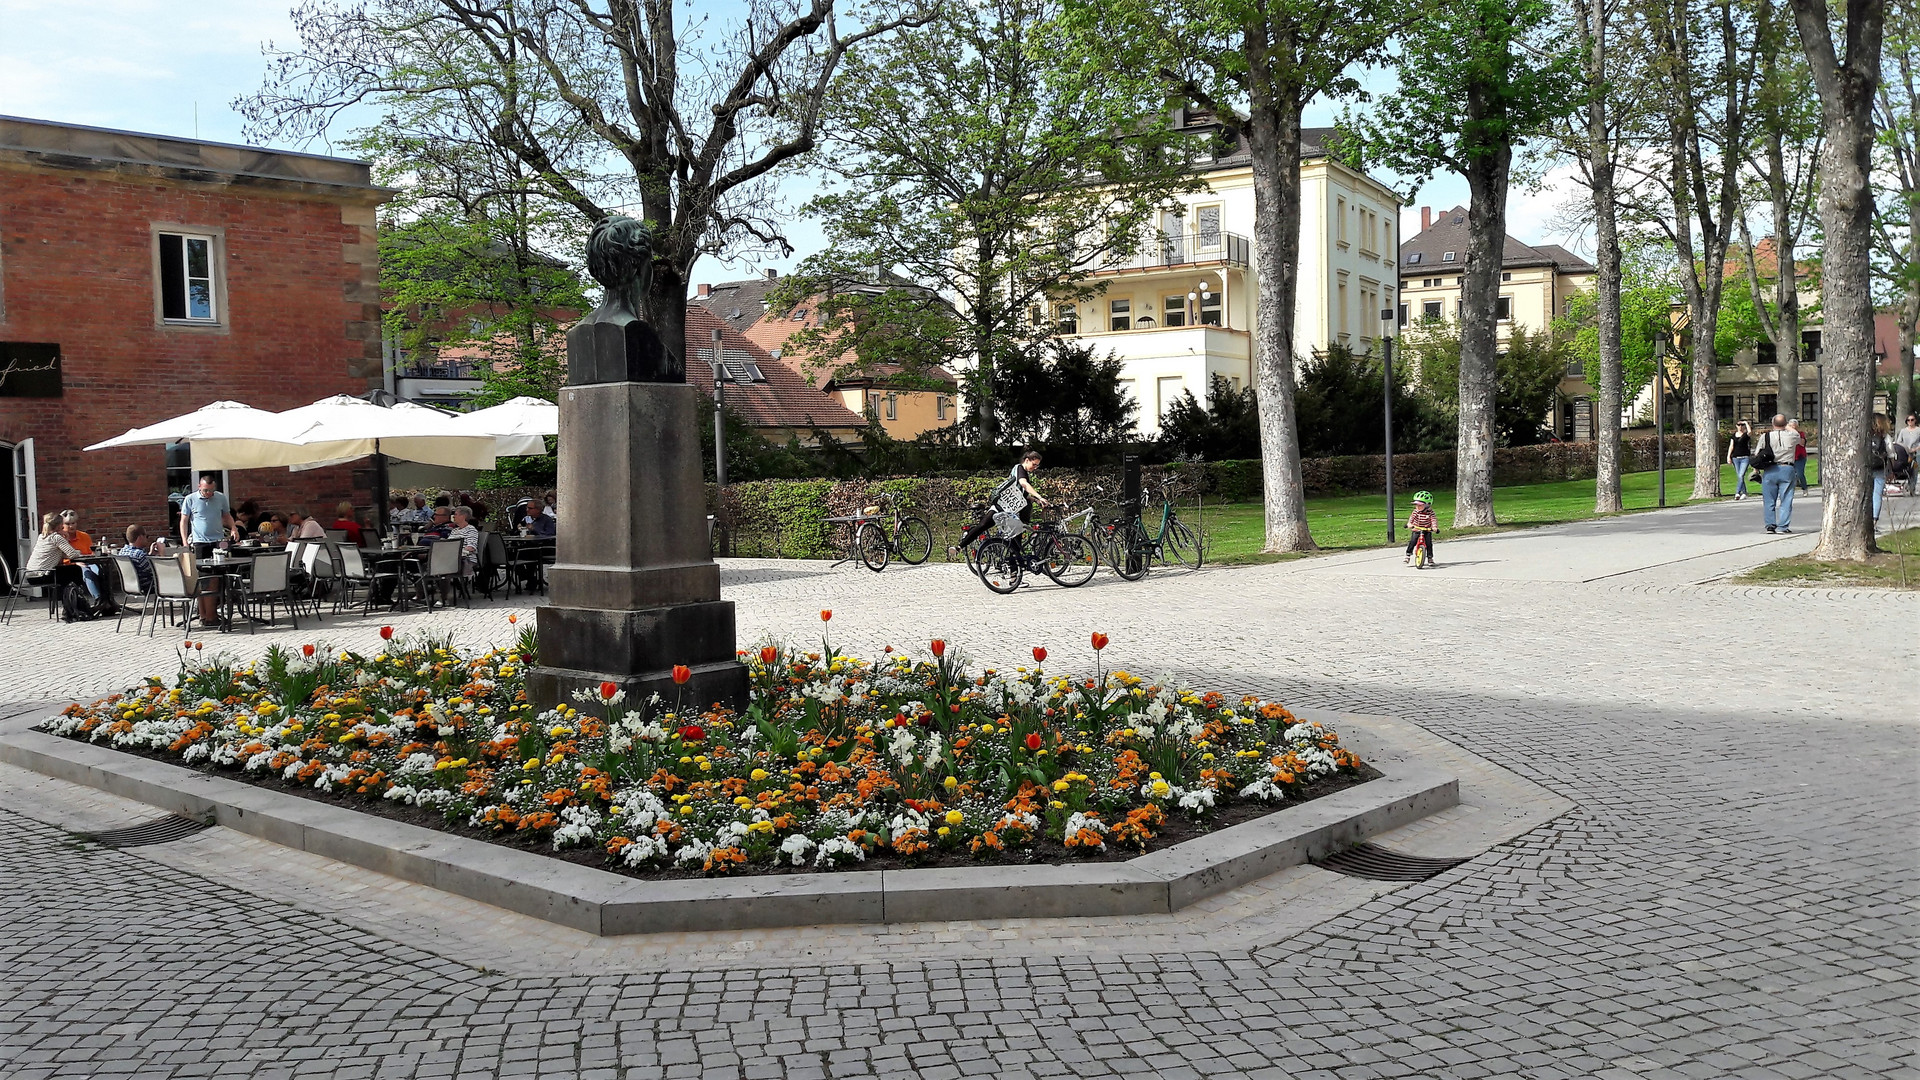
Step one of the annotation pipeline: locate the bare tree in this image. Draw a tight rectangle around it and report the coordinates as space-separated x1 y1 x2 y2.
239 0 928 367
1736 0 1822 425
1789 0 1885 559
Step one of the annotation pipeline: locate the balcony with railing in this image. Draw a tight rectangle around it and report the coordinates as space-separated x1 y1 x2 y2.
1091 230 1252 275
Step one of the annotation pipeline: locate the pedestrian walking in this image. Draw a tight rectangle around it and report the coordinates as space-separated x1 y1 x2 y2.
1754 414 1801 534
1727 421 1753 500
1871 414 1895 525
1789 419 1810 491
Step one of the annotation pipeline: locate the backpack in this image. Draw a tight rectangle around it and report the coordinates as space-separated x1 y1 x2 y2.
1749 431 1779 471
60 582 100 622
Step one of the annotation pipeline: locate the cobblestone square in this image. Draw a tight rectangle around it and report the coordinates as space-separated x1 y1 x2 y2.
0 498 1913 1078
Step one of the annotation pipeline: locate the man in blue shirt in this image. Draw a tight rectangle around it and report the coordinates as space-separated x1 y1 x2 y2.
177 475 237 625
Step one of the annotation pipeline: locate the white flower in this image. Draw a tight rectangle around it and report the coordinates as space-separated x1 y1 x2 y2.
814 836 866 867
673 839 714 866
552 805 602 849
1239 777 1285 803
780 833 816 866
1062 812 1107 849
1177 787 1216 812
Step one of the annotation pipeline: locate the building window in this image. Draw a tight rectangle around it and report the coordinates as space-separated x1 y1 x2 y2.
1422 300 1443 321
165 443 227 539
1407 252 1423 265
1716 395 1734 421
1163 294 1188 327
1756 342 1778 365
1801 329 1822 360
1336 197 1348 245
158 232 217 321
1110 298 1131 331
865 392 882 418
935 395 948 420
1156 376 1185 418
1230 375 1242 393
1338 282 1349 337
1801 392 1818 418
1398 303 1408 326
1496 296 1512 321
1030 304 1046 328
1758 393 1778 418
1197 292 1221 326
1501 272 1512 282
884 393 898 421
791 308 808 322
1195 205 1222 249
1057 304 1078 334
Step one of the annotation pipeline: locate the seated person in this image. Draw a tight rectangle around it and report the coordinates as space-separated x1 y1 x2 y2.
387 496 410 529
61 510 94 555
448 507 481 572
405 495 432 524
522 502 556 537
123 524 162 594
259 513 289 542
26 514 105 618
330 501 366 546
423 506 454 539
233 499 262 536
287 510 327 541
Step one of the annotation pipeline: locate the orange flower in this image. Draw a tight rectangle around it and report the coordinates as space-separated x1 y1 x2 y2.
1025 731 1043 751
759 645 778 666
508 614 518 624
1090 632 1109 651
1032 646 1047 663
303 644 316 657
820 609 832 622
600 681 619 699
672 664 692 685
930 639 946 658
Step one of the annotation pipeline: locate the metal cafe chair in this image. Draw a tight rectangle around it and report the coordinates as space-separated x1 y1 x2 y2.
235 551 299 633
111 555 157 635
421 539 469 610
150 556 207 640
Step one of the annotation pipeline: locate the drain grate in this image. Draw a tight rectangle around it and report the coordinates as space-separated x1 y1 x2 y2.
80 815 211 849
1315 842 1471 882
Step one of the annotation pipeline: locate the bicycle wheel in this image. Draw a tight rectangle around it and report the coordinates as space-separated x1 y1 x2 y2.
1413 534 1428 569
856 522 891 572
1113 521 1150 581
1041 532 1098 588
895 517 933 565
974 538 1023 594
1161 517 1203 570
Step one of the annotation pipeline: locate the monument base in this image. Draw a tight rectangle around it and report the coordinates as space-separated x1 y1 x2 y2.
525 660 748 717
530 601 747 712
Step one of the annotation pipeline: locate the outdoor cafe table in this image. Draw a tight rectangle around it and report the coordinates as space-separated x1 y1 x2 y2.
360 545 431 611
196 552 255 631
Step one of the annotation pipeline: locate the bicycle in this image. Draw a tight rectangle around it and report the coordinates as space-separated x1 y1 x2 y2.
1083 484 1150 580
1409 530 1434 570
972 512 1099 594
827 493 934 573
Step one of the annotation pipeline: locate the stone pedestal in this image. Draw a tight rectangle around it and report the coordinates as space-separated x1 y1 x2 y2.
526 371 747 712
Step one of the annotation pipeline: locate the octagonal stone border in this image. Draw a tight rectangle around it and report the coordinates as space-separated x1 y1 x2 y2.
0 706 1456 936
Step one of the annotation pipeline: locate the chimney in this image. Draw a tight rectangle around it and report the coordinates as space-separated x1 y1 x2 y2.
765 268 778 281
1420 206 1432 231
697 283 711 298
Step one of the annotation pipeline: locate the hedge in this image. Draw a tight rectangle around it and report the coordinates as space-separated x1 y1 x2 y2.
708 433 1698 558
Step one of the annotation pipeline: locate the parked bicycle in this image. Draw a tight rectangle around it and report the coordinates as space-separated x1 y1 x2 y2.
1125 479 1203 572
972 511 1099 594
826 492 933 573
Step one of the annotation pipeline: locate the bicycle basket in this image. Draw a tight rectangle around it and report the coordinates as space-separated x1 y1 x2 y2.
993 511 1024 539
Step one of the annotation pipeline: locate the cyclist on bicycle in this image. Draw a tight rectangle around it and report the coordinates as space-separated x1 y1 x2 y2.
1404 491 1439 568
957 449 1050 552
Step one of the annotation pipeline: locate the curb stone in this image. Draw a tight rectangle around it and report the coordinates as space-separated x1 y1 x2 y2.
0 707 1457 935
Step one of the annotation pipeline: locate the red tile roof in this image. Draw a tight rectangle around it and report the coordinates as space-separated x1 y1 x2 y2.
683 306 868 431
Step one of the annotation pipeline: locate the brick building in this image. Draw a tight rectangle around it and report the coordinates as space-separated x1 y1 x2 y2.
0 116 390 573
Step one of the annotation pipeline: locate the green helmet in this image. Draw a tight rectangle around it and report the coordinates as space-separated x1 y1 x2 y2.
1413 491 1433 504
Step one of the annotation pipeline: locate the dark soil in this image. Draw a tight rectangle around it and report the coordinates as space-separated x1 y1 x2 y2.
71 734 1380 880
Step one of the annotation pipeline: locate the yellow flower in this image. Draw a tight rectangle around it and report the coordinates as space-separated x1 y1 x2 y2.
750 769 769 782
1050 800 1066 809
943 776 959 791
698 761 712 772
936 827 950 837
679 805 693 815
679 756 693 764
1150 780 1172 798
523 758 539 771
945 809 965 826
1052 780 1070 792
734 796 753 807
1149 771 1163 780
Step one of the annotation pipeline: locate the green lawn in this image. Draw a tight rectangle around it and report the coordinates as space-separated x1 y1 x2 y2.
1734 527 1920 590
1195 461 1818 562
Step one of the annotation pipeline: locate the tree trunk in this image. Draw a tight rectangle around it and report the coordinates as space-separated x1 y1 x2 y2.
1583 0 1624 514
650 262 689 377
1791 0 1885 560
1899 291 1917 424
1244 35 1316 553
1765 135 1805 418
1454 124 1509 528
972 233 1001 446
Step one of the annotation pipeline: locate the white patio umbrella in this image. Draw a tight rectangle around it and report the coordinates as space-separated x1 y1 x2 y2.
190 394 507 471
83 400 318 454
448 396 558 443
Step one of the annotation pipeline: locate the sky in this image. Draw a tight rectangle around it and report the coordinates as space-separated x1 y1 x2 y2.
0 0 1594 285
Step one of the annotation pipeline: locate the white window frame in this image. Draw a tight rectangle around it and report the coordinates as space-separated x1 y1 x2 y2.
1193 204 1223 251
1164 294 1189 328
153 226 227 327
1109 298 1131 332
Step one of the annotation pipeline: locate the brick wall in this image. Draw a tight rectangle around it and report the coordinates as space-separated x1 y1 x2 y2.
0 159 387 550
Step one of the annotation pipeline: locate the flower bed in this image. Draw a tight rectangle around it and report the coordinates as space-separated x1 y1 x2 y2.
41 616 1367 878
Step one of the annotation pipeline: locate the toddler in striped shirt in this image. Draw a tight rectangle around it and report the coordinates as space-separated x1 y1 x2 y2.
1403 493 1439 568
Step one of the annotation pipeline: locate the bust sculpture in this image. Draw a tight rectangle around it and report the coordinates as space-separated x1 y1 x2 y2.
568 214 679 383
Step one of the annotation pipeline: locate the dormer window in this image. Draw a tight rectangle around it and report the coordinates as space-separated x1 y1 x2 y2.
792 308 808 322
1406 252 1422 265
1442 251 1457 262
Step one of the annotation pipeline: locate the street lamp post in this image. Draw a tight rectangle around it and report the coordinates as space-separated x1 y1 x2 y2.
712 327 728 488
1381 308 1396 543
1653 333 1667 508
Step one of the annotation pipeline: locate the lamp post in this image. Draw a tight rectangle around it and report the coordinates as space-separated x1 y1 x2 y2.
712 327 728 488
1381 307 1396 542
1652 332 1667 508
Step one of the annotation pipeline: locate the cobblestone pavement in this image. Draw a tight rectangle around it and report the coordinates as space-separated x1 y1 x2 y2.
1 498 1915 1079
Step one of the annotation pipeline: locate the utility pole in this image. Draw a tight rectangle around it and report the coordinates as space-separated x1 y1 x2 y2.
1382 308 1396 542
712 327 728 488
1653 333 1667 508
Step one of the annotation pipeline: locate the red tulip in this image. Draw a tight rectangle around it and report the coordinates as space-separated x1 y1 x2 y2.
759 646 778 666
1090 632 1109 651
891 713 908 728
379 626 394 640
1032 646 1047 664
672 664 692 685
930 639 946 658
508 614 518 624
600 681 619 699
1025 732 1043 751
193 642 203 652
303 644 316 658
678 724 705 741
820 609 832 622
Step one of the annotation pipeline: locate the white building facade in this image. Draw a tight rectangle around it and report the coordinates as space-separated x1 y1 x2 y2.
1054 115 1404 436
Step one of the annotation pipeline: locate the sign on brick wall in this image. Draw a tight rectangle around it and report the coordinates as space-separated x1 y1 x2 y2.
0 343 62 397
